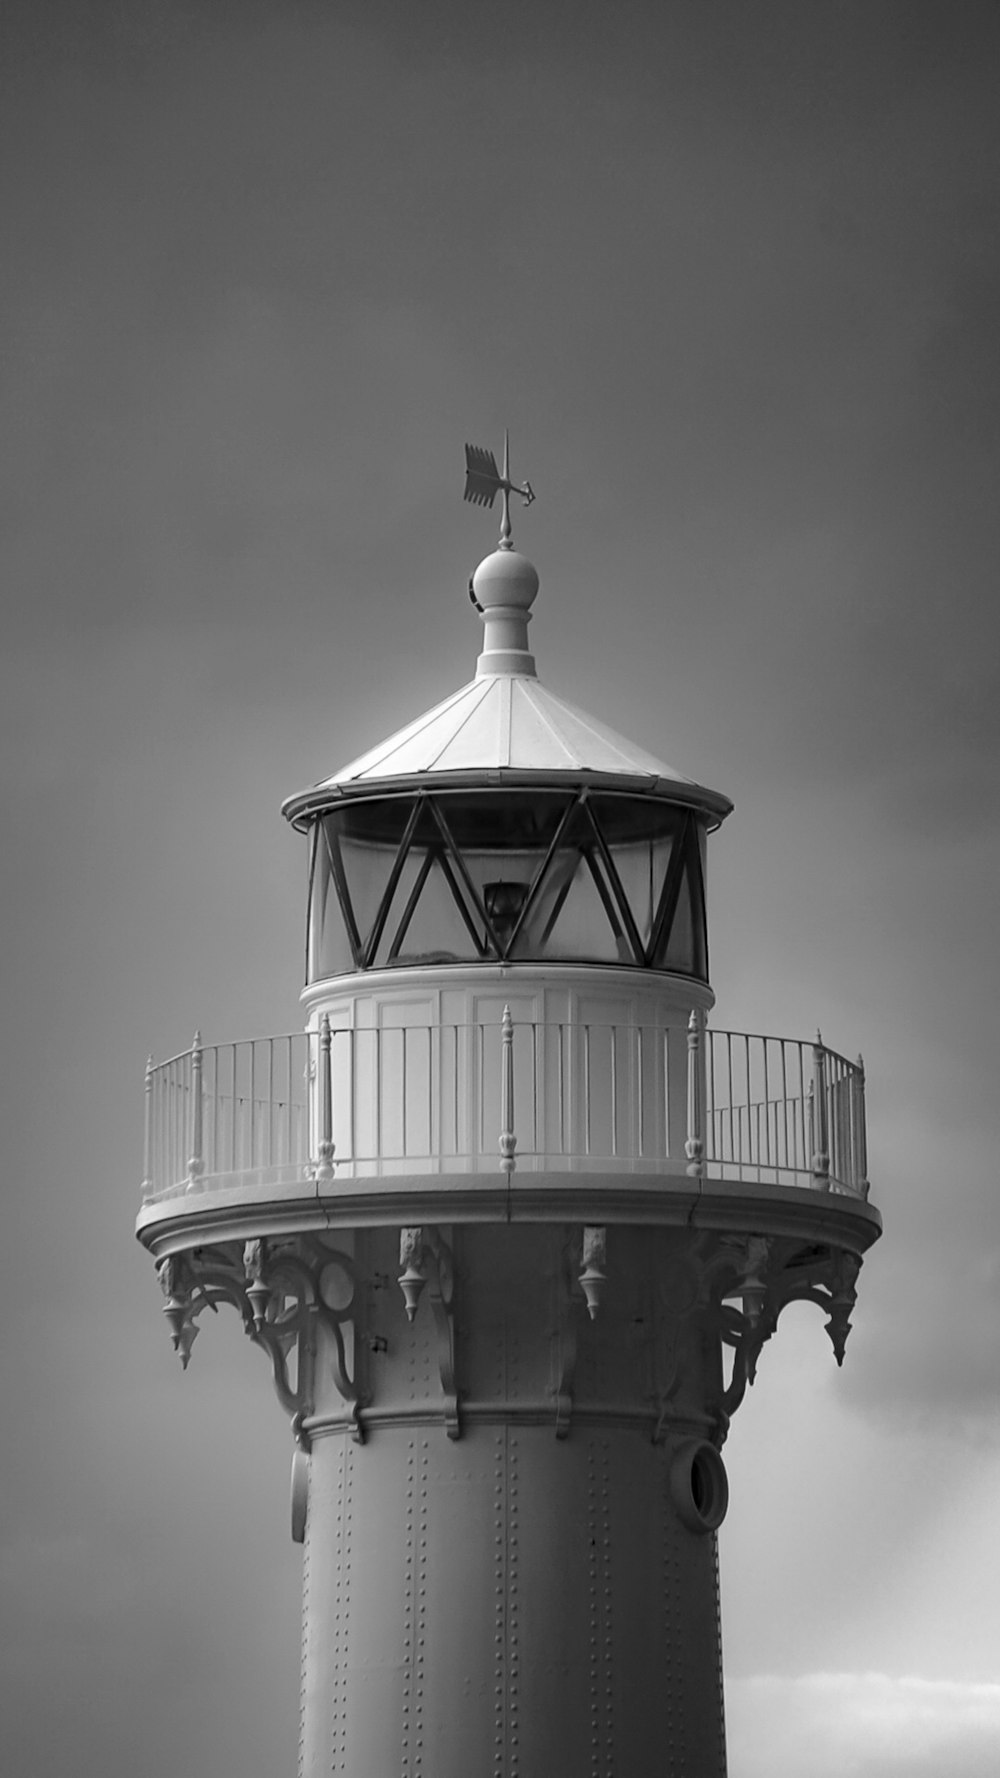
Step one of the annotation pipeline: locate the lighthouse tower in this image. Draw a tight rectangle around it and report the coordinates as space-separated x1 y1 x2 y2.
137 442 880 1777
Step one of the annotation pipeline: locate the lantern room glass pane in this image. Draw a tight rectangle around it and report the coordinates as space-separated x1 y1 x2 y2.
308 833 354 978
510 805 628 963
383 850 483 967
659 861 707 977
305 790 709 981
332 802 416 959
588 796 683 953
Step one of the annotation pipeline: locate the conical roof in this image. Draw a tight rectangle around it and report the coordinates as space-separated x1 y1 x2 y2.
283 540 731 828
322 673 697 785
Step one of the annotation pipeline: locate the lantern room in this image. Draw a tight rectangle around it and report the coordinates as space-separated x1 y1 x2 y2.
277 490 735 1186
283 539 731 996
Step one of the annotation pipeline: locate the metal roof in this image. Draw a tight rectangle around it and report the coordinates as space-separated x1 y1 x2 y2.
323 673 694 784
282 544 731 826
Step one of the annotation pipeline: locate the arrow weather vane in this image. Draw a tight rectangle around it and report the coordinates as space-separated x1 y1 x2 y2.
463 431 535 549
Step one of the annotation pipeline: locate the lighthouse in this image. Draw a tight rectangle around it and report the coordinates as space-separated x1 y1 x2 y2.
137 441 880 1777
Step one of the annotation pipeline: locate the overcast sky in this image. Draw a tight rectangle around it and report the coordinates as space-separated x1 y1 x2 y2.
2 3 999 1774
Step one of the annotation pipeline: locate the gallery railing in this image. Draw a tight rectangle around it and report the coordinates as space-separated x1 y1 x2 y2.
141 1014 868 1205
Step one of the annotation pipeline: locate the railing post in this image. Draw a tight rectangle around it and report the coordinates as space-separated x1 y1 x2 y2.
685 1009 705 1177
315 1013 335 1184
811 1031 830 1189
499 1005 517 1176
854 1054 869 1199
187 1031 204 1190
142 1055 154 1197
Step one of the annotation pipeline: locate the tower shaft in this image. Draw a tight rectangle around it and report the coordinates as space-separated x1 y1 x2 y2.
298 1223 729 1778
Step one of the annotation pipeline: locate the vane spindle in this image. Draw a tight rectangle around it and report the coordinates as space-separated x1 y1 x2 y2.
463 430 534 549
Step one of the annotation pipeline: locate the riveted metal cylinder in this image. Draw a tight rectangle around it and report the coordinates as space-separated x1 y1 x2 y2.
296 1224 728 1778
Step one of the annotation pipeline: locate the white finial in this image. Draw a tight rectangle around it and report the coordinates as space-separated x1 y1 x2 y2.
464 435 539 677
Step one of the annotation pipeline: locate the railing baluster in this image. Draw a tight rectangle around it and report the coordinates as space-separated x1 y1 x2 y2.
250 1041 257 1170
531 1021 539 1156
726 1031 735 1164
401 1025 408 1155
763 1040 771 1168
187 1032 204 1189
706 1028 715 1168
451 1025 458 1156
854 1054 869 1197
474 1023 482 1155
499 1005 517 1176
285 1035 293 1165
375 1027 383 1163
427 1025 434 1162
779 1041 789 1176
811 1032 830 1188
584 1024 592 1157
610 1023 619 1157
142 1056 154 1196
559 1023 567 1154
685 1008 704 1176
267 1039 274 1169
315 1013 335 1183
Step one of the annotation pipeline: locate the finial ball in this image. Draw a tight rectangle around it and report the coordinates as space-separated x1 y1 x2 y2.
472 548 539 613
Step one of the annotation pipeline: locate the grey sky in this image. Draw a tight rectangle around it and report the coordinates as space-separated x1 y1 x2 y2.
3 4 999 1774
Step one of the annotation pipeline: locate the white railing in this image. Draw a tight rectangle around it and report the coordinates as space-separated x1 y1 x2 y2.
700 1024 867 1193
141 1015 869 1205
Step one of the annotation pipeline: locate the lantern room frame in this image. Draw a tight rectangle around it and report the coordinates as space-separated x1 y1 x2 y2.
304 786 708 981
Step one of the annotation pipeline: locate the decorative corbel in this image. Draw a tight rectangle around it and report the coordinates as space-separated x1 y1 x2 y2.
718 1302 771 1429
824 1251 860 1367
396 1225 459 1438
740 1241 864 1370
398 1226 428 1322
424 1227 459 1440
157 1254 199 1369
243 1237 271 1329
578 1225 607 1320
739 1234 772 1330
155 1237 363 1439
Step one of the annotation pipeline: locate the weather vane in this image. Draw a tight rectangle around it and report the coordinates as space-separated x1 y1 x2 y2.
463 431 535 549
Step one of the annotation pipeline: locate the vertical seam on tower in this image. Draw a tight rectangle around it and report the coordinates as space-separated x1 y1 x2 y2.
415 1436 429 1775
402 1436 416 1778
493 1428 506 1778
674 1503 685 1774
661 1456 671 1777
508 1431 520 1778
713 1532 727 1776
298 1461 311 1778
330 1441 345 1776
587 1439 601 1778
599 1438 615 1776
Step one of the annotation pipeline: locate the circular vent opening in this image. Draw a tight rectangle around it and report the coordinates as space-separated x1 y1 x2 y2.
669 1439 729 1533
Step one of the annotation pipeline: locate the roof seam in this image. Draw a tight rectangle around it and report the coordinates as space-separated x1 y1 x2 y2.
517 679 582 766
421 676 494 772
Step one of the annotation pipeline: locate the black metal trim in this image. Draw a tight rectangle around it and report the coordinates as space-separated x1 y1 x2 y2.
362 798 423 968
321 816 364 969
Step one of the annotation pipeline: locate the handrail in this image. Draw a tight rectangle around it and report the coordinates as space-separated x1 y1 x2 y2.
140 1018 869 1205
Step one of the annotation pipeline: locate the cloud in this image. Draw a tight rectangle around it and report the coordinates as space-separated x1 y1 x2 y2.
727 1673 1000 1778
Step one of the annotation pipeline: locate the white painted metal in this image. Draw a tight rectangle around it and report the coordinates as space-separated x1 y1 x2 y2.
287 545 730 815
139 1013 870 1207
320 670 701 786
137 520 880 1778
299 1224 729 1778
